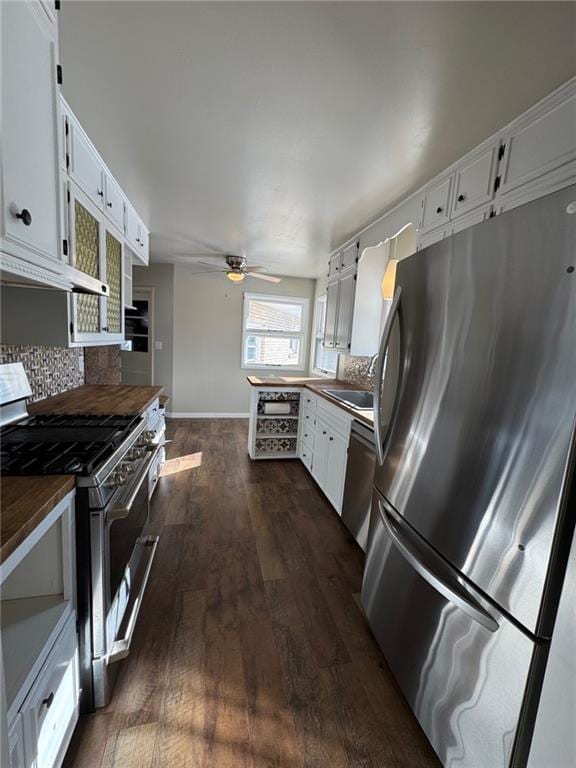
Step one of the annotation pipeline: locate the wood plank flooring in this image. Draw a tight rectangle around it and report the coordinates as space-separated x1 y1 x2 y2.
63 419 440 768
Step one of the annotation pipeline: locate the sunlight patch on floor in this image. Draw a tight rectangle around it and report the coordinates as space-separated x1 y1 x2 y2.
160 452 203 477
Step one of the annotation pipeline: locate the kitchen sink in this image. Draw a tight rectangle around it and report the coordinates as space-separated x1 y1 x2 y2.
324 389 374 410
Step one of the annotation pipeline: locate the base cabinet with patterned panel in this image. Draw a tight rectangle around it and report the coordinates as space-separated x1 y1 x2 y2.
248 388 302 460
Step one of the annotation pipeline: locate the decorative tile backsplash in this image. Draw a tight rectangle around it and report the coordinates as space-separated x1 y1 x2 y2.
0 344 122 402
0 345 85 402
339 354 375 390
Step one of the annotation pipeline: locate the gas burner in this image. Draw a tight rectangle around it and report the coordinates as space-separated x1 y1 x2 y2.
0 413 140 476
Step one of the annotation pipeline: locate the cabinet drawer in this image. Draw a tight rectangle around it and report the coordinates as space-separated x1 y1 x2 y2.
316 400 352 437
301 405 316 429
21 613 78 768
452 145 498 218
299 445 313 472
104 173 125 232
421 176 452 231
69 119 104 209
300 423 314 450
301 392 317 411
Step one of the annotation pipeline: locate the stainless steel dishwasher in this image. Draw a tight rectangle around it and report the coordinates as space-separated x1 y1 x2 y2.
341 420 376 551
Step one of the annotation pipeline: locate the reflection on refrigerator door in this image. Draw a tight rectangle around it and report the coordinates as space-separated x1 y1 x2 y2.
362 493 539 768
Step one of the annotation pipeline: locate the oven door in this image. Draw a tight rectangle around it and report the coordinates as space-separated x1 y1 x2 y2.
90 447 159 707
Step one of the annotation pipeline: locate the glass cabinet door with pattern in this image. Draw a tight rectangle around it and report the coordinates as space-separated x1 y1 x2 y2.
68 182 123 343
69 184 103 342
102 225 124 341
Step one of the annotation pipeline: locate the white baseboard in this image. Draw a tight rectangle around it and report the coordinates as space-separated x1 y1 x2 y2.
167 412 250 419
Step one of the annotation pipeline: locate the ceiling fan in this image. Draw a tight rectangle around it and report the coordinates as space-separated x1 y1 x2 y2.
190 255 281 283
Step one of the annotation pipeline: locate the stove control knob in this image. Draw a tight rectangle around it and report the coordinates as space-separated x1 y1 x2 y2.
121 461 136 474
109 469 128 487
129 447 145 460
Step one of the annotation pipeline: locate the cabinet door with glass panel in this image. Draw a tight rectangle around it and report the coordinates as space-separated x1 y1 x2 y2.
68 183 123 344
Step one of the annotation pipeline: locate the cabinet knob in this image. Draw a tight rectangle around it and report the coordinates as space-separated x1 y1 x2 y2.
322 430 327 435
97 189 104 197
436 206 443 214
107 201 113 208
329 436 334 441
15 208 32 226
457 194 465 202
42 692 55 709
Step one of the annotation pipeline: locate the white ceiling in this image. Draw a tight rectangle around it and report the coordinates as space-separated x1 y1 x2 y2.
60 2 576 277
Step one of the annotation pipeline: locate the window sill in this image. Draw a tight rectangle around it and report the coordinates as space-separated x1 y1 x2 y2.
241 364 307 372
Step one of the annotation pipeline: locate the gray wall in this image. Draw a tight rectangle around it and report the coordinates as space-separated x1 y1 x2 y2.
132 263 175 400
171 266 315 415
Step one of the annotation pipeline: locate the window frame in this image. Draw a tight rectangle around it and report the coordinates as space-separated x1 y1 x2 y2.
241 292 310 371
311 294 338 377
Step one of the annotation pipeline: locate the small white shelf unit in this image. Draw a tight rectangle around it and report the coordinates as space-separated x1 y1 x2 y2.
248 387 302 459
0 489 79 768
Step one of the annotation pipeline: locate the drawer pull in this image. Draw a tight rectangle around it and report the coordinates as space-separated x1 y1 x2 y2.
457 193 465 202
15 208 32 226
436 206 443 214
42 691 55 709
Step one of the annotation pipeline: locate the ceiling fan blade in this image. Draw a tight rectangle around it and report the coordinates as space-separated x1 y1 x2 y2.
188 269 226 276
244 265 266 272
194 261 226 270
246 271 281 283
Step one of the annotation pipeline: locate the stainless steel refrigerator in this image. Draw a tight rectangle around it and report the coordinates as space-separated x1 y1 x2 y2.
362 184 576 768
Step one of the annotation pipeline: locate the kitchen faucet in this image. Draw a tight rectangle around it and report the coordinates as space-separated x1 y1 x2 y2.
367 353 379 378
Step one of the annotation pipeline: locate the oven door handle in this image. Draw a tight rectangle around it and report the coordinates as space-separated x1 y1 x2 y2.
107 447 159 522
108 535 159 664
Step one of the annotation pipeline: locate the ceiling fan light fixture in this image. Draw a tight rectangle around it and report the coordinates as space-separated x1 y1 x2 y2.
226 270 245 282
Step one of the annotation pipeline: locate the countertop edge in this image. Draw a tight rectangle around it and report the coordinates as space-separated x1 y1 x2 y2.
247 377 374 427
28 384 165 417
1 476 76 567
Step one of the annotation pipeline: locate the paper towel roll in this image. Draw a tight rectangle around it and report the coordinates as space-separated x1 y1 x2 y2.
263 402 291 415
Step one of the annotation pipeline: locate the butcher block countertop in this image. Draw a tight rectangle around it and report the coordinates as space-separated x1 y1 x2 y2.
0 476 75 565
247 376 374 427
28 385 164 416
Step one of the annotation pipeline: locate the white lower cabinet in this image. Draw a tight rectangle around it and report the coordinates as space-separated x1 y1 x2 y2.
324 430 349 514
20 614 78 768
298 393 352 514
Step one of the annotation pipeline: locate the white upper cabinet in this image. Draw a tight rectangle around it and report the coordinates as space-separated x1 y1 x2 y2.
328 252 341 279
323 280 339 349
124 202 149 265
67 115 105 210
1 0 61 266
340 241 358 272
498 83 576 197
420 175 452 232
451 143 499 218
349 242 389 356
334 270 356 352
104 173 125 233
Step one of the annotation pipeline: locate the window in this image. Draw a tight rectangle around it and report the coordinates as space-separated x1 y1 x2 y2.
312 295 338 376
242 293 309 370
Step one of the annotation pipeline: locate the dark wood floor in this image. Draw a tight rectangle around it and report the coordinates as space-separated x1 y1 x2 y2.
64 419 439 768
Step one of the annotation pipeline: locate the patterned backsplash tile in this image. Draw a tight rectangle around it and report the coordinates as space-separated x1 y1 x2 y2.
0 344 122 402
0 344 85 402
339 354 375 390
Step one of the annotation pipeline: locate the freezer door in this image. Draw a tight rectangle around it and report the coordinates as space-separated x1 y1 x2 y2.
374 184 576 636
362 492 540 768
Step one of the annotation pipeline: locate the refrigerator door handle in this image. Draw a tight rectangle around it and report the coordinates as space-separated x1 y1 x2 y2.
373 286 402 465
376 499 500 632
